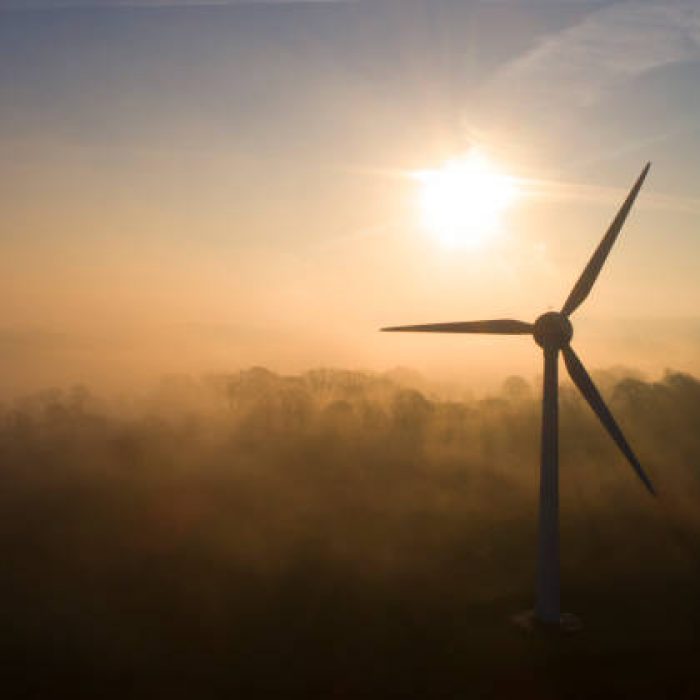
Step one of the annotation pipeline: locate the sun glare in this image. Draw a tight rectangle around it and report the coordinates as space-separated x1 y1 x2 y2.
414 150 519 248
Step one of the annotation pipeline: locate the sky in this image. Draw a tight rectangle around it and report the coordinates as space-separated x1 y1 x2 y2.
1 0 699 395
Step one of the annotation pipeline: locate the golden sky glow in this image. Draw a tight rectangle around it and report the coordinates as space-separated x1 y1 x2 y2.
0 1 699 396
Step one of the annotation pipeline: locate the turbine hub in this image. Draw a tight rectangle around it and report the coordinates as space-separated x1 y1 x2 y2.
533 312 573 349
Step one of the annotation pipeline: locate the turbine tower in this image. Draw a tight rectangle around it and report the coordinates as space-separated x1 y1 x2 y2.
382 163 655 627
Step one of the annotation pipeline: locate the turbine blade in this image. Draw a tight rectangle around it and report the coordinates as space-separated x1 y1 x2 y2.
561 163 651 317
381 320 534 334
562 345 655 495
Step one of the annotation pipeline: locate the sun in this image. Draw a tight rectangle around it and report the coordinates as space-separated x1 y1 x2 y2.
413 150 520 248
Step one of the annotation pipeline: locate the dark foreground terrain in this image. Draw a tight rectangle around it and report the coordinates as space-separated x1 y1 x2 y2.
1 367 699 698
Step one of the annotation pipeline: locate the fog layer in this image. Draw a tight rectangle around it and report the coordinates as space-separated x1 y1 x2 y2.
2 366 700 695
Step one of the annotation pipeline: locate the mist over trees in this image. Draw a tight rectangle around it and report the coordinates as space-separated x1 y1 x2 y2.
1 366 700 697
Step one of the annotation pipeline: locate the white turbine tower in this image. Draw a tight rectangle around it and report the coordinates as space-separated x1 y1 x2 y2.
382 163 656 628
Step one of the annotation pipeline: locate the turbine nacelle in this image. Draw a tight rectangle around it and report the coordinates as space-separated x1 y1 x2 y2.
533 312 573 349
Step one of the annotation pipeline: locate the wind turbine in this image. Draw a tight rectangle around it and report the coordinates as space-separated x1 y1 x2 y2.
381 163 655 627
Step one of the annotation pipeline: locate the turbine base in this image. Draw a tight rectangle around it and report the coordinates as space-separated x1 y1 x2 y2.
511 610 583 634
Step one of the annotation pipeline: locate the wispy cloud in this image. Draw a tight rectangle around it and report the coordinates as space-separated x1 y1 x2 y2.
484 0 700 108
